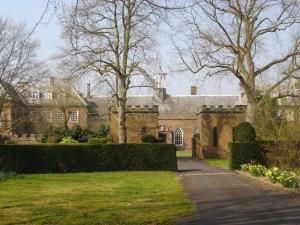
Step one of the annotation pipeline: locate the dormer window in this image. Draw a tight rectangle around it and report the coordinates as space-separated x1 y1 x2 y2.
31 92 40 99
44 92 52 100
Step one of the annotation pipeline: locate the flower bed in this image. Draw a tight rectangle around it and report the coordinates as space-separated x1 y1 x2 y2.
241 163 299 188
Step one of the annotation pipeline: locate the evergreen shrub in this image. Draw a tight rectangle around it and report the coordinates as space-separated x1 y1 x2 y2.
233 122 256 143
0 144 177 173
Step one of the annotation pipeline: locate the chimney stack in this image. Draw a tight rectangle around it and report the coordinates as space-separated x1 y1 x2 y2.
86 83 91 98
191 86 197 95
49 77 55 87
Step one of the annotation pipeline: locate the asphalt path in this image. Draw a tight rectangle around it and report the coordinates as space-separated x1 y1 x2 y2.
176 157 300 225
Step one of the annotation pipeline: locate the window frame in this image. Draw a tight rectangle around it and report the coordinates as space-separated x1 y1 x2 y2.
174 128 184 146
42 111 52 123
57 111 65 122
31 92 40 100
44 92 53 100
30 111 39 122
70 111 79 123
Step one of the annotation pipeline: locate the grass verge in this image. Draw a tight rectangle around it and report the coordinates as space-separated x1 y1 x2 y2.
176 151 192 157
204 159 229 169
0 172 192 225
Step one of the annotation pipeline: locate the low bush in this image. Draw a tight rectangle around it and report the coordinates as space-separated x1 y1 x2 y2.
141 134 158 143
265 167 281 183
40 125 109 143
5 140 17 145
0 171 18 182
277 171 298 188
233 122 256 143
229 141 268 170
241 163 299 188
87 137 113 144
59 137 79 144
241 163 267 177
0 144 177 173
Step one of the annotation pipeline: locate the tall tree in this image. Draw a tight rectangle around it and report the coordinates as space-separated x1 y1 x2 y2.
176 0 300 125
0 17 47 133
58 0 178 143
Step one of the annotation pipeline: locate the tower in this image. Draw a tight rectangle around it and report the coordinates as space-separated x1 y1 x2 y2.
155 66 167 100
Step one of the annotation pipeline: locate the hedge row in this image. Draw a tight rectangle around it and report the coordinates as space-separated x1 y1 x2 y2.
229 141 268 170
0 144 177 173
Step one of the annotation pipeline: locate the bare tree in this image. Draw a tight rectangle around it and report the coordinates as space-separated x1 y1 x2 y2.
176 0 300 125
57 0 178 143
0 17 48 134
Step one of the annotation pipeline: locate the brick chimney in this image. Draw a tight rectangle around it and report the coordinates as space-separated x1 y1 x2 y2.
49 77 55 87
86 83 91 98
191 86 197 95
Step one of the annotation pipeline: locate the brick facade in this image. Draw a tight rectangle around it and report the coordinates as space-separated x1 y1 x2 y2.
110 106 159 143
194 106 245 159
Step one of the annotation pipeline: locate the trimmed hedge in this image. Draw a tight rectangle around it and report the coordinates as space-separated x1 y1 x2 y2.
233 122 256 143
87 137 113 144
0 144 177 173
229 141 268 170
141 134 158 143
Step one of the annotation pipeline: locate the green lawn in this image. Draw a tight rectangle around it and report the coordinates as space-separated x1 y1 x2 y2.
176 151 192 157
204 159 229 169
0 172 193 225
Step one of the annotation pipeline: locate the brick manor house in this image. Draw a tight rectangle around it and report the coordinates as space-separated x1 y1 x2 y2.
0 74 249 157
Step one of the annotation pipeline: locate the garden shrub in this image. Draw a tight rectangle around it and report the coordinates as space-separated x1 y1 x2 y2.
277 171 298 188
40 125 104 143
0 144 177 173
229 141 268 170
141 134 158 143
5 140 17 145
0 171 18 182
242 163 299 188
88 137 113 144
241 164 267 177
98 124 110 137
265 167 298 188
233 122 256 143
59 137 79 144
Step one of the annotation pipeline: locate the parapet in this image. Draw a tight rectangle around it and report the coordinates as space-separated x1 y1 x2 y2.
198 105 245 114
110 105 159 113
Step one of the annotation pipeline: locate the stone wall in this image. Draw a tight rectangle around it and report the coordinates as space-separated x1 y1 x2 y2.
110 105 159 143
27 105 89 133
196 106 245 159
158 114 197 150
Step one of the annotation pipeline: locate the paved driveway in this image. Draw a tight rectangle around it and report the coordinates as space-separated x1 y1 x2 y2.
176 157 300 225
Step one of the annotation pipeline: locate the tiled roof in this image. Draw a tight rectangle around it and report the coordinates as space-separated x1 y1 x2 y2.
89 95 243 116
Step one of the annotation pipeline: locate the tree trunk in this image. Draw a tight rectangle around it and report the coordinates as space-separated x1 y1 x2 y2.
245 99 256 126
118 80 127 143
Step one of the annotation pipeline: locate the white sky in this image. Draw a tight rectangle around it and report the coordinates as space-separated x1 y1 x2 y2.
0 0 240 96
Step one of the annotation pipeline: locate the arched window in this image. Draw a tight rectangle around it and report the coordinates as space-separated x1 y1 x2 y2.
232 127 236 142
174 128 183 146
141 127 146 136
213 127 218 147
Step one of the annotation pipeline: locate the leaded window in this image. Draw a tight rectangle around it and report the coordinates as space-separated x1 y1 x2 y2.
174 128 183 146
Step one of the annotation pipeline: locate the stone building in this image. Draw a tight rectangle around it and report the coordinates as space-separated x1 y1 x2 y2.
89 73 247 154
110 105 159 143
0 75 247 157
0 77 89 140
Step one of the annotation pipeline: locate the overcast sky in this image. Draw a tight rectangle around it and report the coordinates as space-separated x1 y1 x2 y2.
0 0 240 96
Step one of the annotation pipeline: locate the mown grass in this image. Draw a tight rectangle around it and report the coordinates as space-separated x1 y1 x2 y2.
176 151 192 157
204 159 229 169
0 172 193 225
